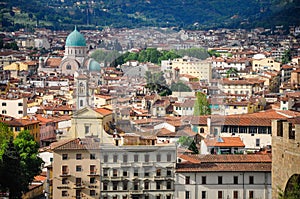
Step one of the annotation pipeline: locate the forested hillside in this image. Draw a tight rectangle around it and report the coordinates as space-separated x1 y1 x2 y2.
0 0 299 31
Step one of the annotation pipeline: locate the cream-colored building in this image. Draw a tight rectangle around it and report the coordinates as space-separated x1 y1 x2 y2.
100 143 177 199
51 138 101 199
163 57 212 82
252 54 281 72
0 97 27 118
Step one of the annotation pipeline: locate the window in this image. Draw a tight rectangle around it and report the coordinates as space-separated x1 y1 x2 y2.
167 154 171 162
75 178 81 186
233 191 238 199
185 176 190 184
156 168 161 176
18 102 23 106
218 176 223 184
90 177 95 184
66 64 71 70
2 102 6 106
90 154 96 159
134 181 139 190
84 125 90 134
185 191 190 199
202 176 207 184
156 196 161 199
134 168 138 176
202 191 206 199
62 154 68 160
62 191 68 197
123 181 128 190
249 176 254 184
167 169 172 177
123 154 128 162
256 138 260 147
145 154 149 162
167 181 172 189
113 182 118 190
90 190 96 196
144 181 149 189
18 110 23 114
76 154 82 160
76 165 82 172
123 170 128 177
62 178 68 184
218 191 223 199
249 191 254 199
113 155 118 163
144 170 149 177
104 155 108 162
134 154 138 162
62 165 68 175
103 182 108 190
234 176 238 184
2 110 6 114
156 181 161 190
156 154 161 162
80 100 83 107
113 169 118 177
103 168 108 177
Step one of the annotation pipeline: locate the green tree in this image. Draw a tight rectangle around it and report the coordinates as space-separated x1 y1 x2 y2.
226 67 238 78
194 92 211 116
278 175 300 199
177 136 199 154
170 81 192 92
0 123 13 159
282 49 292 64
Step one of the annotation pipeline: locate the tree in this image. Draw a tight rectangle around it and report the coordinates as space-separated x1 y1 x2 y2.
170 81 192 92
0 123 13 159
177 136 199 154
278 175 300 199
226 67 238 78
282 49 292 64
194 92 211 116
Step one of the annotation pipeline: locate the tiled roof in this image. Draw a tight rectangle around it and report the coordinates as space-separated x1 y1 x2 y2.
176 154 271 172
3 118 40 127
204 137 245 147
94 108 112 116
51 138 101 150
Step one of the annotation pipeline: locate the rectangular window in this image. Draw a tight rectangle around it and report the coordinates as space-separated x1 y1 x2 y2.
156 168 161 177
113 182 118 190
62 165 68 175
75 178 81 186
156 154 161 162
167 169 172 177
249 191 254 199
185 191 190 199
113 169 118 177
76 165 82 172
249 176 254 184
62 154 68 160
85 125 90 134
62 191 68 197
218 191 223 199
185 176 190 184
2 110 6 114
76 154 82 160
167 181 172 189
202 176 207 184
256 138 260 147
62 178 68 184
18 102 23 106
218 176 223 184
103 182 108 190
90 190 96 196
145 154 149 162
104 155 108 163
123 154 128 163
234 176 238 184
113 155 118 163
2 102 6 106
123 181 128 190
18 110 23 114
134 168 138 176
134 154 139 162
90 177 95 184
90 154 96 159
167 154 172 162
202 191 206 199
156 181 161 190
144 181 149 189
103 168 108 177
233 191 238 199
123 170 128 177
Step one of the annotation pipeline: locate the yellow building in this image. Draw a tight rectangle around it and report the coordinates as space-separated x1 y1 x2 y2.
252 54 281 72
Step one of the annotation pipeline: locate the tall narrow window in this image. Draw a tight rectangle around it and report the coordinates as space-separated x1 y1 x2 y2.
218 191 223 199
185 176 190 184
218 176 223 184
233 191 238 199
185 191 190 199
145 154 149 162
202 176 207 184
156 154 161 162
249 191 254 199
233 176 238 184
134 154 138 162
249 176 254 184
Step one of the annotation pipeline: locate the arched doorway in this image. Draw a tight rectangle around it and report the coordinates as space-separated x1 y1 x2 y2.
282 174 300 198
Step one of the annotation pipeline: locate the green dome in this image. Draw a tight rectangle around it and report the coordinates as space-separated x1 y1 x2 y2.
65 27 86 47
89 59 101 71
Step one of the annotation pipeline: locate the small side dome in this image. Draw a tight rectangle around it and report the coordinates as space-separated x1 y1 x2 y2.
66 26 86 47
88 59 101 72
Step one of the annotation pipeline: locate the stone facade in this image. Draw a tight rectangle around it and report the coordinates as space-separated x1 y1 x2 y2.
271 120 300 198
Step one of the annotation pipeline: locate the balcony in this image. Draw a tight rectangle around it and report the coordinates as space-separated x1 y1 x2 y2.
73 183 85 189
59 171 71 177
87 170 100 176
110 176 123 181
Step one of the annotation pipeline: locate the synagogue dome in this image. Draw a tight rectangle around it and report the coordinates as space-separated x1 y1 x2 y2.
65 26 86 47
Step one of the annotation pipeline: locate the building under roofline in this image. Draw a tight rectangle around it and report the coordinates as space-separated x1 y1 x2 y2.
175 154 272 199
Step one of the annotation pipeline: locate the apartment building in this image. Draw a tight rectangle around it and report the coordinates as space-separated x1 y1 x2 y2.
100 143 177 199
0 96 27 118
252 54 281 72
175 154 272 199
51 138 101 199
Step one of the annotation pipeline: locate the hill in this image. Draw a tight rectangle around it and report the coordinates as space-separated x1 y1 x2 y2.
0 0 299 31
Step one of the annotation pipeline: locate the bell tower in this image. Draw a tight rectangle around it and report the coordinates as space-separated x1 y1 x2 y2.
75 73 89 110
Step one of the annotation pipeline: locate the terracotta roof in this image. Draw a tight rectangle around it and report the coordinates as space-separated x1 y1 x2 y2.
3 118 39 127
94 108 112 116
51 138 101 150
204 137 245 147
46 57 61 67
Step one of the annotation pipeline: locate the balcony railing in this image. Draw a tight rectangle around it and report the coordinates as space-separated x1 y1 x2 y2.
88 170 100 176
73 183 85 189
